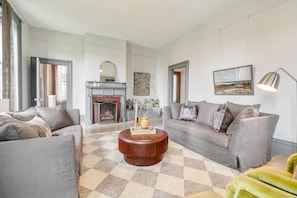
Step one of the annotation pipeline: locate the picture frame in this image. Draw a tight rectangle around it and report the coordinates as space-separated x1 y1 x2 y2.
213 65 254 95
134 72 150 96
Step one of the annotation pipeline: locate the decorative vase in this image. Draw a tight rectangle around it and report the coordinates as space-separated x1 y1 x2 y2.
140 117 150 129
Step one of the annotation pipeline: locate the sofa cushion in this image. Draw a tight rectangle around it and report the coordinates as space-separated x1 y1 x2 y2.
170 102 183 119
0 121 38 141
227 101 261 117
213 108 234 132
36 106 74 131
8 107 38 121
188 100 206 109
25 116 52 137
226 106 259 136
196 101 223 127
166 119 230 148
179 105 197 121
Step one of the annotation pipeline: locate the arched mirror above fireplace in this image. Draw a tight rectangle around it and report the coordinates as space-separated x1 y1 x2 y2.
100 61 116 82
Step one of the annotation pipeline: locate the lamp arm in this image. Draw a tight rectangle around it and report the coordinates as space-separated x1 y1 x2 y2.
276 68 297 82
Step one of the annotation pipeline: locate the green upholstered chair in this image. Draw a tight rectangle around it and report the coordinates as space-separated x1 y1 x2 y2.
226 153 297 198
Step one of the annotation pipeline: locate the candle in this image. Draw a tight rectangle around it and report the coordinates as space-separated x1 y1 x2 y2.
134 100 138 128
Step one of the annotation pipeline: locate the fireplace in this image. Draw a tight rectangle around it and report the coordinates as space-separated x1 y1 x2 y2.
85 82 126 125
93 97 120 124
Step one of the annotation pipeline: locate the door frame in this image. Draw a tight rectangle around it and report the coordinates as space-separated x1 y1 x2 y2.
168 60 189 105
31 57 72 108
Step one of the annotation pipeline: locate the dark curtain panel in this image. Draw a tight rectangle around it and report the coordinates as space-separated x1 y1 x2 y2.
1 0 12 107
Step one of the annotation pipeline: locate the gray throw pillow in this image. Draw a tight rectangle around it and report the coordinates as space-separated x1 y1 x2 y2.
0 122 38 141
196 101 222 127
227 101 261 118
226 106 259 136
8 107 38 121
179 106 197 121
35 106 73 131
213 108 234 132
170 102 182 120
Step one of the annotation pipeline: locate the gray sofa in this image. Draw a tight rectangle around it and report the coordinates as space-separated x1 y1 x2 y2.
164 101 279 171
0 107 82 198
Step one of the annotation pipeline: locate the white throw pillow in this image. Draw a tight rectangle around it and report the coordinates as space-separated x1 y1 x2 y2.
25 116 52 137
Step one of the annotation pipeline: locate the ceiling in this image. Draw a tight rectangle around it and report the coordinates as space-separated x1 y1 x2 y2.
9 0 247 49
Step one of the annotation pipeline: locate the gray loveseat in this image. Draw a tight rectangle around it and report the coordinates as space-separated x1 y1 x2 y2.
0 106 82 198
164 101 279 171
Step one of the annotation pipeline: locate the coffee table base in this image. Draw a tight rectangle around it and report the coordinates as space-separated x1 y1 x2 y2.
124 153 165 166
118 128 168 166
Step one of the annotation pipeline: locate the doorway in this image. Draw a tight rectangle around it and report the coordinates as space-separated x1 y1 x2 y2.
168 61 189 105
31 57 72 108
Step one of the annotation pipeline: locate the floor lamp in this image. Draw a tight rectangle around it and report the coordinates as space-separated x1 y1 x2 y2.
257 67 297 153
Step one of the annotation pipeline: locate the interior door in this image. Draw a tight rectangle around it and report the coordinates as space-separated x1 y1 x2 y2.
168 61 189 105
30 57 72 108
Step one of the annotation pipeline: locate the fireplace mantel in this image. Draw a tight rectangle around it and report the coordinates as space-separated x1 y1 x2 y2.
85 81 126 125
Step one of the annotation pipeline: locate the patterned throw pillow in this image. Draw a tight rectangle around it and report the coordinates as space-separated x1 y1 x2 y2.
294 166 297 180
179 106 197 121
25 116 52 137
213 108 234 132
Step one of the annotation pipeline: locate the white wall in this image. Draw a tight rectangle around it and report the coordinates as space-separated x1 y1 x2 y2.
157 0 297 144
126 43 157 103
84 33 127 83
24 28 156 118
29 28 85 112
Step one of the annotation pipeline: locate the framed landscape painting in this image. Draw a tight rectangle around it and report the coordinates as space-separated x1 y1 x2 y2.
213 65 254 95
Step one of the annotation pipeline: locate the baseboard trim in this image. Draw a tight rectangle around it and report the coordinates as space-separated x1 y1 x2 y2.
272 138 297 156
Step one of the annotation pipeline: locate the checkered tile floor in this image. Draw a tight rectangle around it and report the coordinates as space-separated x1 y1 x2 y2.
79 131 240 198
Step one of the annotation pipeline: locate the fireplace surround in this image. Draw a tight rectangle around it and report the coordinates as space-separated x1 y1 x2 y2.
85 81 126 125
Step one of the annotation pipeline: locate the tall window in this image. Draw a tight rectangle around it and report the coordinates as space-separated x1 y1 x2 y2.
56 65 67 102
0 2 22 111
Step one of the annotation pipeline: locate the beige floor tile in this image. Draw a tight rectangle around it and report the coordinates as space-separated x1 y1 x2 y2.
163 153 184 166
82 154 102 168
155 173 184 197
83 144 99 154
184 166 212 186
204 159 237 177
109 164 137 181
80 169 108 190
86 191 110 198
119 181 154 198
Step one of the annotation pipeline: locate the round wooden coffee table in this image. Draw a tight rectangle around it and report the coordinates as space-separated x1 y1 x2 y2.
118 128 168 166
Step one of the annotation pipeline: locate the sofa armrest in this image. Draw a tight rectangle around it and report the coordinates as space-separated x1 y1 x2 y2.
0 136 79 198
163 106 173 120
65 108 80 125
227 175 296 198
247 167 297 196
228 114 279 171
286 153 297 174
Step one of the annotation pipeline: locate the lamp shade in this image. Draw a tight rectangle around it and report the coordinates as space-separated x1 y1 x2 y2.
257 72 280 92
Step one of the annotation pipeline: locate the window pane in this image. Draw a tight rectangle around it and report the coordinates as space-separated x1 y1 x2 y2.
56 65 67 101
